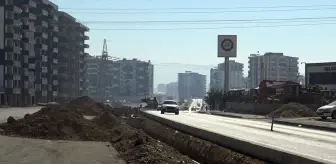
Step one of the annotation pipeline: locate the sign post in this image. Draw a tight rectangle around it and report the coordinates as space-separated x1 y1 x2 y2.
217 35 237 92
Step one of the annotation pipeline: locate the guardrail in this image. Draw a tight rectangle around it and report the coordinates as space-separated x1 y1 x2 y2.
140 109 328 164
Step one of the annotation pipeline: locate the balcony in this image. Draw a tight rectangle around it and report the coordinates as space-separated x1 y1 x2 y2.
42 67 48 73
28 63 35 69
26 0 37 8
53 37 58 42
13 60 21 67
42 78 47 84
42 44 48 51
53 80 58 85
13 88 21 94
42 33 48 39
42 55 47 62
84 35 89 40
22 12 37 20
41 9 48 16
6 5 22 14
53 48 58 53
53 69 58 75
22 23 35 32
53 59 58 64
84 44 89 48
41 21 48 27
53 26 58 32
42 91 47 96
53 91 58 96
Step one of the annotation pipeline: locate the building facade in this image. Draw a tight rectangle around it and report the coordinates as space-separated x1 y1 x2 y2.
210 60 245 90
112 58 153 101
57 11 89 101
157 83 166 93
305 62 336 91
86 57 154 102
166 82 178 100
248 52 299 88
178 71 206 100
0 0 59 106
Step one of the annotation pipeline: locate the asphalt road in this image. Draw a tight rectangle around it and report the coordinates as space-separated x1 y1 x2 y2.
145 110 336 164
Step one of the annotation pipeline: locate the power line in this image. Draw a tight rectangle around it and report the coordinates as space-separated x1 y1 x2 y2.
66 7 336 14
89 22 336 31
80 16 336 24
60 4 336 11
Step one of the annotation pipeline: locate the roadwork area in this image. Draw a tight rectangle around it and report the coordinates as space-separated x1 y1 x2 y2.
0 135 126 164
0 97 196 164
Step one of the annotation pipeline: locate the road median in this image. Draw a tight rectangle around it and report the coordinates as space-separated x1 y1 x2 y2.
140 109 328 164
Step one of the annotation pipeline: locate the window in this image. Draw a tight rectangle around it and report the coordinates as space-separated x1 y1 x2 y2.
309 72 336 85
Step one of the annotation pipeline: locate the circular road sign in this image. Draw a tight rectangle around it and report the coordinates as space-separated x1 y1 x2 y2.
221 39 234 51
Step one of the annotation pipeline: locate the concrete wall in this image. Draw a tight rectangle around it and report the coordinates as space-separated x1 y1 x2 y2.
225 102 319 115
225 102 281 115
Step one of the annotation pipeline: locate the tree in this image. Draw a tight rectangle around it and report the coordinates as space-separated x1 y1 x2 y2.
204 89 225 110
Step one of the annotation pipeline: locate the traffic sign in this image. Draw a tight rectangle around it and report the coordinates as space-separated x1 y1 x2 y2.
217 35 237 57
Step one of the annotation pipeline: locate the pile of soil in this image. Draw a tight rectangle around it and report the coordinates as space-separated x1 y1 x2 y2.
66 96 107 115
92 114 195 164
267 102 317 118
0 105 111 141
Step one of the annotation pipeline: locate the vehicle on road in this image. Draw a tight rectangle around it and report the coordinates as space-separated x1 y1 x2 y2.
161 100 179 115
316 100 336 119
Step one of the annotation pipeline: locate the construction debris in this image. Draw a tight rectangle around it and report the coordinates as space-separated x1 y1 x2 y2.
267 102 317 118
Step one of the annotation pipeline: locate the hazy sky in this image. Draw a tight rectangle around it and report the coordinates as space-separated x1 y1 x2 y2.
52 0 336 86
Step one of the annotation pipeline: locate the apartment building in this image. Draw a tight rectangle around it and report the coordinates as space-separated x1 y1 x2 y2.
33 0 59 103
112 58 154 101
57 11 89 101
248 52 299 88
0 0 58 106
86 58 153 102
86 55 114 101
210 60 245 90
166 82 178 100
178 71 206 101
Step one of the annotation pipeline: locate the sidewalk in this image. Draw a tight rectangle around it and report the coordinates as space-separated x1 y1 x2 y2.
0 135 126 164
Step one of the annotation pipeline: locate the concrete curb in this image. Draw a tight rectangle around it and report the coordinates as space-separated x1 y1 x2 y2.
140 110 328 164
197 111 244 119
274 120 336 132
198 111 336 132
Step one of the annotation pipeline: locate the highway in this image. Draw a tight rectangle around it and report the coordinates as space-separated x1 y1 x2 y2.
145 110 336 164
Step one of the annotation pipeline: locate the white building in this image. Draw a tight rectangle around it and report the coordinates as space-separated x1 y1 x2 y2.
166 82 178 100
210 60 245 90
305 62 336 91
178 71 206 100
248 52 299 88
157 83 166 93
86 57 153 101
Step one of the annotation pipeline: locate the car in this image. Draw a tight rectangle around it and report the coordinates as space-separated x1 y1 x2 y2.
316 100 336 119
161 100 179 115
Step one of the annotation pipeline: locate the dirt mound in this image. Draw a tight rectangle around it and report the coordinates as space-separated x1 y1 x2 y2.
0 106 110 141
92 112 195 164
267 102 317 118
66 96 105 115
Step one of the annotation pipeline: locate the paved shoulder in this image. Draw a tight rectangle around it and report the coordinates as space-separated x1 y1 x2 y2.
0 135 126 164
